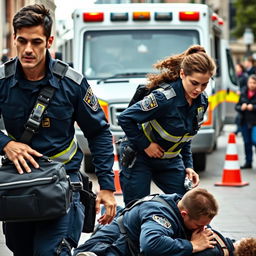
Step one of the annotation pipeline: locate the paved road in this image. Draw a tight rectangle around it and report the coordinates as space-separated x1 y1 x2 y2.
1 124 255 255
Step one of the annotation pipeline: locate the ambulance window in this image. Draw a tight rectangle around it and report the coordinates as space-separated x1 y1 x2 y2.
83 30 199 79
226 49 237 85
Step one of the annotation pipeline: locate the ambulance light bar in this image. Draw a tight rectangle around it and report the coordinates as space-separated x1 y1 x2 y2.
83 12 104 22
154 12 172 21
179 11 200 21
133 12 150 21
111 12 128 21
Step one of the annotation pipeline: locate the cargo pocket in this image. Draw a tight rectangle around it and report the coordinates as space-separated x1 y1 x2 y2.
67 191 85 248
44 105 73 135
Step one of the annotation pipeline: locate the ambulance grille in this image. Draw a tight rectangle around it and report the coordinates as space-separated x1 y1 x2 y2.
109 103 128 130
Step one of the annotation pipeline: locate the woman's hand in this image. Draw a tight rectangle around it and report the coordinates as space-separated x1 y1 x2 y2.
247 104 253 111
241 103 247 111
185 168 200 188
144 142 165 158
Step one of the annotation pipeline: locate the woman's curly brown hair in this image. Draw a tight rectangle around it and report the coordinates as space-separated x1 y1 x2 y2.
146 45 216 89
235 237 256 256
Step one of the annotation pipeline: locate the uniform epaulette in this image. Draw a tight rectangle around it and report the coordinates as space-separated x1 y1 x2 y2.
52 59 83 85
65 66 83 85
0 58 16 80
157 83 176 100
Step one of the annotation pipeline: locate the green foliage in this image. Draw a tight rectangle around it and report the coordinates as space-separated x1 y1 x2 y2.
232 0 256 39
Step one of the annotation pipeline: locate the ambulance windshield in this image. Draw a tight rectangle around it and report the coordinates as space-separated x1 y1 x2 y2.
83 30 199 79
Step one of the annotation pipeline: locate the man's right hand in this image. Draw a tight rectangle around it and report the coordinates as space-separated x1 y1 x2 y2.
3 141 43 174
191 228 216 253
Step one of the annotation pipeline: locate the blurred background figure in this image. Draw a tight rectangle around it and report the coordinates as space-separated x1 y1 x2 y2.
243 56 256 76
234 63 248 135
235 63 248 91
235 74 256 169
0 49 9 64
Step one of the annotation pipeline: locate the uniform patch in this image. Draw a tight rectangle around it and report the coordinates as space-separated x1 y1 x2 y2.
42 117 50 127
83 86 99 111
152 215 171 228
196 106 204 125
140 94 158 111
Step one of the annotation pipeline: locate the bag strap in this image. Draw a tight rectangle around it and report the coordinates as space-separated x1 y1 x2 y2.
20 61 69 144
213 231 230 256
20 85 56 144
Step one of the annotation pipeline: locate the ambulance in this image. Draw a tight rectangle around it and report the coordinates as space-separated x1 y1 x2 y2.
57 3 239 172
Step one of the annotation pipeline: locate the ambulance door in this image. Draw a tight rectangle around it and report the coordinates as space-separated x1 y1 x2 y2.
221 39 239 124
211 30 224 136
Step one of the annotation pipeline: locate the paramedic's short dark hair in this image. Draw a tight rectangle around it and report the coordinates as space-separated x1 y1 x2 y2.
13 4 52 39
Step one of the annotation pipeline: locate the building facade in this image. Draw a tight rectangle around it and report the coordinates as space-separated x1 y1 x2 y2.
0 0 56 60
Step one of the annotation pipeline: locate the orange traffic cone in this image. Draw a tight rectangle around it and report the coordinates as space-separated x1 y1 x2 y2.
113 140 122 195
215 133 249 187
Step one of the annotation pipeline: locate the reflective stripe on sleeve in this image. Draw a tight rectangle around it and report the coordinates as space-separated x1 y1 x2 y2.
50 138 78 164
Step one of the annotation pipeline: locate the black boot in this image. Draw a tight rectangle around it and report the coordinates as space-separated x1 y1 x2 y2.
240 163 252 169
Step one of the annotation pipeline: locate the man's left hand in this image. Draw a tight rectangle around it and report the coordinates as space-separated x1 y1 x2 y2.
185 168 200 188
96 190 116 225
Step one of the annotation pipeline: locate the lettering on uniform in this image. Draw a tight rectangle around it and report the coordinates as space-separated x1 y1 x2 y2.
140 94 158 111
83 86 99 111
152 215 171 228
42 117 50 128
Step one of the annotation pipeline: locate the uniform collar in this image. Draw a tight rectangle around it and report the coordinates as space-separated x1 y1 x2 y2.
9 50 59 90
172 78 188 107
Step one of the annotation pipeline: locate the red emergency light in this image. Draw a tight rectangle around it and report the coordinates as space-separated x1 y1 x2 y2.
179 11 200 21
83 12 104 22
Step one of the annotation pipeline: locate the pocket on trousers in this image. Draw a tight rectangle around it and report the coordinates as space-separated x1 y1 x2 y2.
120 160 134 179
0 194 39 220
67 192 85 247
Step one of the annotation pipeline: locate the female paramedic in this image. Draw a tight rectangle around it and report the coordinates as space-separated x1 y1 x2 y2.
118 45 216 205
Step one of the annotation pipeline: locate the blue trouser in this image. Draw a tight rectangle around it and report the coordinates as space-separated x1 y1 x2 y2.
3 172 84 256
241 123 256 165
73 216 129 256
120 144 186 206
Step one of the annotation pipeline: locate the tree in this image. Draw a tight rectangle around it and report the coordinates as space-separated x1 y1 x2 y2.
232 0 256 39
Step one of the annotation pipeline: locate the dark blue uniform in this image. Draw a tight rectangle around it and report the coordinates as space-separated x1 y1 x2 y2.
74 194 193 256
0 51 115 255
118 79 208 205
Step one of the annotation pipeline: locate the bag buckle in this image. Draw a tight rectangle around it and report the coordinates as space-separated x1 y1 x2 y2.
70 181 83 191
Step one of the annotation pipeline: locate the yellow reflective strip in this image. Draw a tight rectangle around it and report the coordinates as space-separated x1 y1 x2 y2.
142 123 153 142
162 149 181 159
7 134 16 140
225 90 239 103
150 120 181 142
208 89 239 112
50 139 77 164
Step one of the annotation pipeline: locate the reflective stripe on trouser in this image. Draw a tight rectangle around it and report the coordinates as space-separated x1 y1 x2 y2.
142 120 194 159
50 138 78 164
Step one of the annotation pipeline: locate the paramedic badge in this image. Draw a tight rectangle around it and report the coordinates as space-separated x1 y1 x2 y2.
83 86 99 111
152 215 171 228
140 94 158 111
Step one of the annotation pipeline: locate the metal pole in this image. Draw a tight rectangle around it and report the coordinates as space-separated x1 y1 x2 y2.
246 44 252 57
